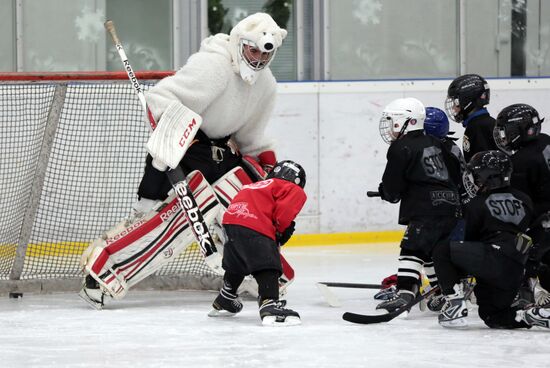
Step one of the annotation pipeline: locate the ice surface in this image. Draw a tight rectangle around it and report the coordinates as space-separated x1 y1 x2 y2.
1 243 549 368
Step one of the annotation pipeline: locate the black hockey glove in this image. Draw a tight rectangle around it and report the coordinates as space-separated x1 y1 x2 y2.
276 221 295 246
378 183 399 203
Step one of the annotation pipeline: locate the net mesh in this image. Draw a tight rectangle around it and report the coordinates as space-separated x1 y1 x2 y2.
0 74 214 283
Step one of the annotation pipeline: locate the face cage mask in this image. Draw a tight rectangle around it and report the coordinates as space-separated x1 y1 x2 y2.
239 39 276 71
462 170 479 198
463 168 511 198
493 125 516 156
379 114 409 144
445 97 462 123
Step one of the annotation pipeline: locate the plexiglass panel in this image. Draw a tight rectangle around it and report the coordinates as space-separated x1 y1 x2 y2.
105 0 172 71
327 0 458 80
19 0 106 71
0 0 15 71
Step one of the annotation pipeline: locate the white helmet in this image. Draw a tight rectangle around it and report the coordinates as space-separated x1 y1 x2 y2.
229 13 287 85
379 97 426 144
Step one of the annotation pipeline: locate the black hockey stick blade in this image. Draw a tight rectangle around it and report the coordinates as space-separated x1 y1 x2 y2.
366 191 380 197
342 286 440 325
319 282 381 289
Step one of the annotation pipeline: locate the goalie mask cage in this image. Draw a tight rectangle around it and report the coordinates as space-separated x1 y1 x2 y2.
0 72 221 295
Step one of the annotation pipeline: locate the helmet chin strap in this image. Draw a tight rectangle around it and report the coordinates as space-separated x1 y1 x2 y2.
395 118 411 141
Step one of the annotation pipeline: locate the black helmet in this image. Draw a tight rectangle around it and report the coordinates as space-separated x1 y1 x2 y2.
463 150 512 196
445 74 490 123
267 160 306 188
494 103 543 154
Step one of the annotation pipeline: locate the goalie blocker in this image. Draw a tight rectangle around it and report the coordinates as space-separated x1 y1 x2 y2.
80 167 296 308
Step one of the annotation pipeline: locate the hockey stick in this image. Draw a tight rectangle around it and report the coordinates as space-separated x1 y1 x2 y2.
317 282 383 307
104 20 222 274
366 191 380 197
319 282 381 289
342 285 440 324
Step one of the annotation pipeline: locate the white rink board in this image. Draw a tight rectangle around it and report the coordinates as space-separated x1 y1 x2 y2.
270 78 550 234
1 244 549 368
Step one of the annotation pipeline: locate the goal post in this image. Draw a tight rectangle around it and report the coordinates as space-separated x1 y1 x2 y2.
0 72 221 295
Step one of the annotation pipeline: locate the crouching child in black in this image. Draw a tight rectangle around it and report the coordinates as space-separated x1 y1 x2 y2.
432 150 550 329
208 160 307 326
494 104 550 308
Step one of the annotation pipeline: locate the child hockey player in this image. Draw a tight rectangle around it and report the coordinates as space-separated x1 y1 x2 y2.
494 104 550 308
374 107 464 312
432 150 550 329
208 160 307 326
445 74 497 162
375 98 460 314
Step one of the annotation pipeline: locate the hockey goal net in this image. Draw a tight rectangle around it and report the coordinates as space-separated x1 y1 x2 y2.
0 72 220 294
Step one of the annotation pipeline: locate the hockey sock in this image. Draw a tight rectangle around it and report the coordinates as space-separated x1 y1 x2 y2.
432 242 460 295
253 269 280 302
423 261 439 289
223 272 245 295
397 250 424 293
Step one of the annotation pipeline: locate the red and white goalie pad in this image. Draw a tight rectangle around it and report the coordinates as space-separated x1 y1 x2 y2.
212 166 255 209
81 170 221 299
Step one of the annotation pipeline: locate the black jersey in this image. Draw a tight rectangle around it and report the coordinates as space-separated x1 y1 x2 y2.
464 187 533 257
442 138 466 194
381 130 459 225
462 110 498 162
509 133 550 219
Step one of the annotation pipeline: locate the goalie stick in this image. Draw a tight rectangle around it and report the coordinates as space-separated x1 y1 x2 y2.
342 285 440 324
104 20 221 273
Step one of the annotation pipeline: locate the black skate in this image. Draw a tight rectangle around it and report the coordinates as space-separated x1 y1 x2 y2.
208 288 243 317
534 279 550 308
376 289 414 313
438 284 468 328
374 285 397 301
259 299 301 326
511 277 536 309
517 307 550 328
536 290 550 308
426 290 445 312
78 275 107 310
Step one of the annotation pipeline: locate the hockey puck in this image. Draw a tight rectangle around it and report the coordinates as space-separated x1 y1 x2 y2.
9 292 23 299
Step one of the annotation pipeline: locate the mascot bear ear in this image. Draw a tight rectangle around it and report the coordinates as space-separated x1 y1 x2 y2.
229 13 287 85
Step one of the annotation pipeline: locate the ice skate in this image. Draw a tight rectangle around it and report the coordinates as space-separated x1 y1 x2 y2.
438 283 468 328
534 280 550 308
516 307 550 328
426 290 446 312
208 288 243 317
376 289 414 313
259 299 301 326
78 275 107 310
511 277 536 309
374 285 397 301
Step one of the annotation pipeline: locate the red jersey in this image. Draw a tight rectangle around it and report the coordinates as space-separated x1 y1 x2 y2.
222 178 307 240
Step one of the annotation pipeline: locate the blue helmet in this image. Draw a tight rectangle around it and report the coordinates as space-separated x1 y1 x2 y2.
424 107 449 139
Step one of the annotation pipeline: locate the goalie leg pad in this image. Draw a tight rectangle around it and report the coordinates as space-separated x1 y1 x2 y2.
83 170 222 298
212 166 255 209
